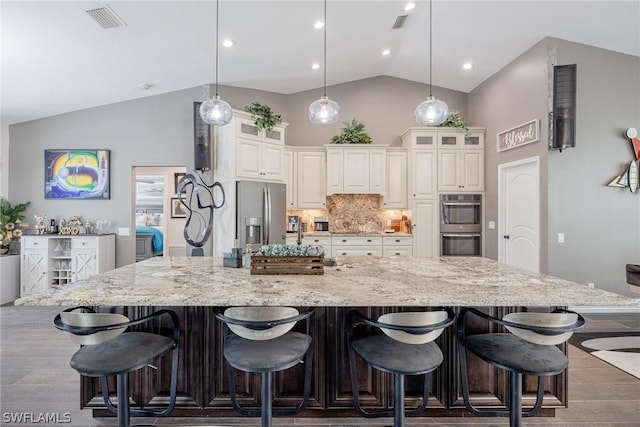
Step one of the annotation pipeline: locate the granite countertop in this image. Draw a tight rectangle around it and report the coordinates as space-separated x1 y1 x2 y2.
15 256 637 308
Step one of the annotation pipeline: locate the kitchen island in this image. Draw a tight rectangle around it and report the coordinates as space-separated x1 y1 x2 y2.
14 256 637 419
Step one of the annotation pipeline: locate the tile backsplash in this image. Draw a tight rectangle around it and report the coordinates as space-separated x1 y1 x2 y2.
327 194 384 234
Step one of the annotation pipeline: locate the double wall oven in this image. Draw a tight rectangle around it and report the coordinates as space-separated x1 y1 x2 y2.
440 194 482 256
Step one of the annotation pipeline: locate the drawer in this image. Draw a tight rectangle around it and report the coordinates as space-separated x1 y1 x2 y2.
22 237 48 249
71 238 97 250
382 236 413 246
383 246 413 257
332 246 382 257
332 236 383 246
304 235 332 246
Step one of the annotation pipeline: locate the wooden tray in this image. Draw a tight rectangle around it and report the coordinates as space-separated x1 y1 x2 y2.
251 256 324 275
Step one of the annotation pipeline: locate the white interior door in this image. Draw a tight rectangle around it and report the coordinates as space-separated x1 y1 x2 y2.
499 157 540 272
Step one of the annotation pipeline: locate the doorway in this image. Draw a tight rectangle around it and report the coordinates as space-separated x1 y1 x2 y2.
498 157 540 273
132 166 186 261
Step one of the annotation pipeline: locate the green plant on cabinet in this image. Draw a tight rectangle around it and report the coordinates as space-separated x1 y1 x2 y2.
330 119 372 144
243 102 282 132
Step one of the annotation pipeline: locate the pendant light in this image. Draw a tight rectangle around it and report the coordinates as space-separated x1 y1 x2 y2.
309 0 340 125
414 0 448 126
200 0 233 126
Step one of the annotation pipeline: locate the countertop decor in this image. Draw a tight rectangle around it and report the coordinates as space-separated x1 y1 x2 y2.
15 256 636 308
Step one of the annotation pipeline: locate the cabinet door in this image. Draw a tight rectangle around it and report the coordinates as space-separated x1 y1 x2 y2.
236 138 261 179
284 150 296 208
385 151 407 208
343 149 369 193
260 142 284 181
437 150 460 192
382 246 412 257
21 250 48 295
437 131 464 149
73 250 97 281
331 247 381 257
326 149 343 195
410 149 437 199
369 149 386 194
297 151 326 209
412 200 438 258
461 150 484 191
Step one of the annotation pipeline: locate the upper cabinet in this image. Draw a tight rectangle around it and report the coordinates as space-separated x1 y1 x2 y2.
437 129 485 192
384 149 408 209
325 146 386 195
217 110 287 183
296 149 326 209
402 127 485 195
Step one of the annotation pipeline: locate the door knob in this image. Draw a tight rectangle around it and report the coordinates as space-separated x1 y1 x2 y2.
503 235 510 239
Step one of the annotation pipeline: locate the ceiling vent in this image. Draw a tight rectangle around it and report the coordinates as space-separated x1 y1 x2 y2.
86 5 126 29
392 15 408 30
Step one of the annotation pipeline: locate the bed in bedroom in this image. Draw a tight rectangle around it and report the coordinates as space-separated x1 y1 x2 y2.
135 209 164 262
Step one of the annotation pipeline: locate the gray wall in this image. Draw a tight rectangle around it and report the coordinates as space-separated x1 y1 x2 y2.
547 39 640 297
469 37 640 298
9 88 199 267
286 75 468 147
468 39 550 273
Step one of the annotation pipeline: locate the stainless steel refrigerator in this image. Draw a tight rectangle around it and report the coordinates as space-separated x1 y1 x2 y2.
236 180 286 251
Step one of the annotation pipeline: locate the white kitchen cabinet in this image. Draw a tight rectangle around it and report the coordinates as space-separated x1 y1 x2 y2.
412 200 438 258
236 137 284 181
236 115 286 145
382 235 413 257
283 148 296 208
384 149 408 208
325 146 386 194
20 237 48 295
296 150 326 209
331 235 382 257
20 235 116 296
437 129 485 192
410 149 438 199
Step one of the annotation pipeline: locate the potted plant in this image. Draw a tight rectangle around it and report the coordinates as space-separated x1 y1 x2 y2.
0 198 30 253
243 102 282 132
330 119 373 144
437 110 468 134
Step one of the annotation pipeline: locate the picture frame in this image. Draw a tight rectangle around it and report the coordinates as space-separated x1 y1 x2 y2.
44 149 110 199
174 172 186 194
170 197 187 218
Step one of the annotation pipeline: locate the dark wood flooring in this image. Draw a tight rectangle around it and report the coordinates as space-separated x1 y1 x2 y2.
1 305 638 426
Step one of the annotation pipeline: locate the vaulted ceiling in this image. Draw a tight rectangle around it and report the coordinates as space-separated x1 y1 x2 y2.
2 1 639 125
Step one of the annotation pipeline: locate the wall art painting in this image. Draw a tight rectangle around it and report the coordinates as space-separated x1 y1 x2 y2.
44 149 110 199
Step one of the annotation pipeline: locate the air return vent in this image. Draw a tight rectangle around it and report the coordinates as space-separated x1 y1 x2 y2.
86 5 126 29
549 64 577 152
392 15 408 29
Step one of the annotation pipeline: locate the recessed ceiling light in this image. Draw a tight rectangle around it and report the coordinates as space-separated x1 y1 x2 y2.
382 49 391 56
138 83 152 90
404 2 416 11
462 62 474 70
314 21 324 29
222 39 235 48
311 63 320 70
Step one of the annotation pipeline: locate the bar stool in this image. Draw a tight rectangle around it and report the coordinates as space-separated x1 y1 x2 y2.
346 308 455 427
457 307 585 427
214 307 315 427
54 306 180 427
626 264 640 293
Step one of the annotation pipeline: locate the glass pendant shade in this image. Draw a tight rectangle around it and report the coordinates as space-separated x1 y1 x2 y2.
415 95 449 126
309 95 340 125
199 95 233 126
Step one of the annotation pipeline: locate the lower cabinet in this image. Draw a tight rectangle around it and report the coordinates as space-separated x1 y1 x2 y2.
84 306 567 418
20 235 116 296
331 236 382 257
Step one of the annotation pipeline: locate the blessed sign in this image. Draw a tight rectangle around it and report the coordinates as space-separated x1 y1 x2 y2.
497 119 539 152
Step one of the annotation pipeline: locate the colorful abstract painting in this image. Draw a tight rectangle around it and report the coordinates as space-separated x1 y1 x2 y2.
44 149 110 199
